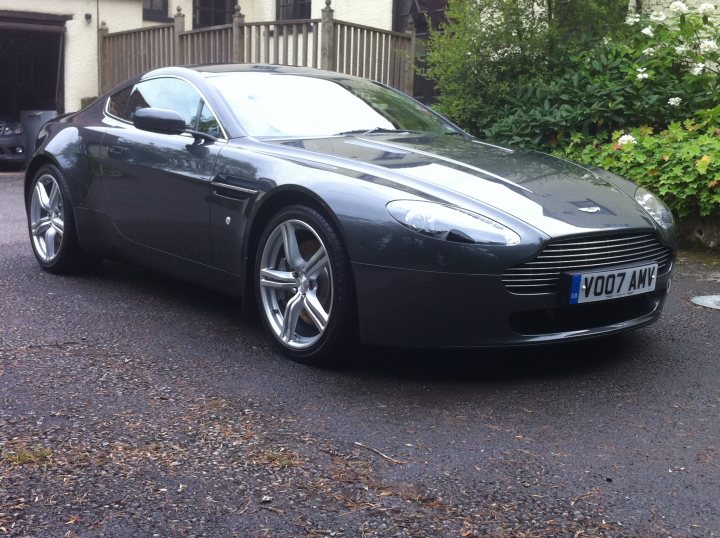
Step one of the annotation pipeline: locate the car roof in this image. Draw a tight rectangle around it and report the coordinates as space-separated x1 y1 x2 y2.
143 63 353 79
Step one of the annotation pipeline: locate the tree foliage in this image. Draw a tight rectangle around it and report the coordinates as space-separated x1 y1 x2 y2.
424 0 549 134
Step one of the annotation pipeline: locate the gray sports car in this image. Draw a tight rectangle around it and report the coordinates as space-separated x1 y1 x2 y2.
24 64 676 364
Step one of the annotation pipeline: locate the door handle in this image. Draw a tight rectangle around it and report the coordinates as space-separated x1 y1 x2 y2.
108 146 127 158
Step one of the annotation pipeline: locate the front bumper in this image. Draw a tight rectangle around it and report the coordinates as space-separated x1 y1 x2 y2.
353 261 670 348
0 135 25 164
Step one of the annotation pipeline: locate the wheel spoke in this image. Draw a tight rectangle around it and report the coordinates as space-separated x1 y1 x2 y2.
45 227 57 259
303 292 329 332
280 222 304 270
35 182 51 211
281 292 305 343
260 268 296 291
32 217 52 237
304 246 329 278
52 216 64 234
48 181 61 212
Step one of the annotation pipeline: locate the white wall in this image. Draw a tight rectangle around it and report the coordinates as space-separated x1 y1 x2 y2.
164 1 396 32
318 0 393 31
0 0 144 112
169 0 394 29
165 1 277 26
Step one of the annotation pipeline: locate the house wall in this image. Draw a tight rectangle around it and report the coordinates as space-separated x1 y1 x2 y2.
316 0 393 30
0 0 144 112
165 1 394 30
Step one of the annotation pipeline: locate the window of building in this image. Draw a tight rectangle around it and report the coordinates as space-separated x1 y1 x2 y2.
276 0 311 21
143 0 170 22
194 0 235 28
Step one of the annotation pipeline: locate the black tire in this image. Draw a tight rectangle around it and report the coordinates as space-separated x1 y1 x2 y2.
27 164 101 274
255 205 356 366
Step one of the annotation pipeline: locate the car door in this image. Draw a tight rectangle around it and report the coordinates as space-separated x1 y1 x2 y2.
100 77 223 264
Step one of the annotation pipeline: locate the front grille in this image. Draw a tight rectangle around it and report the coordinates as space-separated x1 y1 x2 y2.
509 291 663 334
503 232 674 295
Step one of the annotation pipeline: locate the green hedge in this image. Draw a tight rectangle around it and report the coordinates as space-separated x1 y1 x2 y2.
556 117 720 218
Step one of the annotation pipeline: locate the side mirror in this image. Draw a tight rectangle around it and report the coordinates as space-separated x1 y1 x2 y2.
133 108 186 135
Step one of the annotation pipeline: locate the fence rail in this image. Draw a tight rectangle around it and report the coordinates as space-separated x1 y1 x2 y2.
181 24 233 65
236 19 321 67
333 20 413 91
99 24 175 92
98 2 414 95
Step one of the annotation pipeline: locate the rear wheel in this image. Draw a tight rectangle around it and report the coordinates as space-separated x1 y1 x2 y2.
255 205 355 365
27 164 100 273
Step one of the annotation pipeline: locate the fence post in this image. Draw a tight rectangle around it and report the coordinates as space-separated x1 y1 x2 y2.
232 4 246 64
404 18 415 96
320 0 335 71
174 6 186 65
97 21 109 94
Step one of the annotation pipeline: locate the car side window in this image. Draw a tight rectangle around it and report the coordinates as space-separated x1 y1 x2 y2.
197 101 221 138
126 78 202 130
107 86 132 119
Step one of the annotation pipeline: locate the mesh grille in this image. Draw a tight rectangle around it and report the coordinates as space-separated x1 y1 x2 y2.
502 233 674 295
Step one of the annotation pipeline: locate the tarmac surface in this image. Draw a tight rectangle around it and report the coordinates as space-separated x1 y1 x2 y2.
1 170 719 536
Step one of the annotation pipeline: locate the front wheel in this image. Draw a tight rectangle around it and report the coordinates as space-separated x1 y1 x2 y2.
255 205 355 365
27 164 100 273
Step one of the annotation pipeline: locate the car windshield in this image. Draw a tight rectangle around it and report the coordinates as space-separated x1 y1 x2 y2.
207 72 459 138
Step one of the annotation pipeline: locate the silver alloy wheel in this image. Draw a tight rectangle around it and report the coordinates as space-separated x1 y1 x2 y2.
259 219 333 350
30 173 65 263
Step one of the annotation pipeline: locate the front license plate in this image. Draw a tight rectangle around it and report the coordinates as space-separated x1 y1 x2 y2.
569 263 658 304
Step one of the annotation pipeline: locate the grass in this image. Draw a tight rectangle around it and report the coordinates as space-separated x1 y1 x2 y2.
2 445 53 466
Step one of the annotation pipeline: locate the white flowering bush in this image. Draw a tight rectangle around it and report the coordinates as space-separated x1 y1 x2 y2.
425 0 629 135
424 0 551 135
483 1 719 148
626 2 719 78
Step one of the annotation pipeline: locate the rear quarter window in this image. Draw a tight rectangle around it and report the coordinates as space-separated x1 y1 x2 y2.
107 86 133 120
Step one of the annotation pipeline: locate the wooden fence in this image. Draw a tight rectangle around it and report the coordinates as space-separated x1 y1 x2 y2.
99 2 415 95
99 24 175 92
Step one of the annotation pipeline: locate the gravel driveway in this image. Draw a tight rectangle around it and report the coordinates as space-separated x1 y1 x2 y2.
1 170 719 537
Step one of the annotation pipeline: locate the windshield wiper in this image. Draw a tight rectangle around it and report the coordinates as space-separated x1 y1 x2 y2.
334 127 407 136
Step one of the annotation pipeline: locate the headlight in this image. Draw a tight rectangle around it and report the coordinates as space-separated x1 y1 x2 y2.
387 200 521 246
1 123 22 136
635 187 674 229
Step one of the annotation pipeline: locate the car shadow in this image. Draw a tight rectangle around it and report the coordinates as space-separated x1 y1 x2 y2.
79 260 647 385
337 333 644 384
88 259 243 315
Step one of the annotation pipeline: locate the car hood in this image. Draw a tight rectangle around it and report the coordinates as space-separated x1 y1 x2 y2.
261 134 657 237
